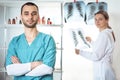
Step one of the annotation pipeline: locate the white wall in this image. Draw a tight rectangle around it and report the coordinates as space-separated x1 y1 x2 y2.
108 0 120 80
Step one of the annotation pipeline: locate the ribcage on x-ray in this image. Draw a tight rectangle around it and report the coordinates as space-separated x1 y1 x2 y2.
67 3 73 19
98 2 107 11
72 31 78 47
64 3 73 23
89 3 96 19
76 1 85 18
64 1 85 23
77 30 90 48
71 28 90 48
64 1 107 24
85 2 97 24
85 2 107 25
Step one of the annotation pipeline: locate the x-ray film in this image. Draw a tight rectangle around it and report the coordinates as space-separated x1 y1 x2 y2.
70 28 91 49
64 1 107 25
85 2 107 25
64 1 86 23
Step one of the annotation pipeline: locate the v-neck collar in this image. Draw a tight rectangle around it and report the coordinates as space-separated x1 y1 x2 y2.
23 32 40 47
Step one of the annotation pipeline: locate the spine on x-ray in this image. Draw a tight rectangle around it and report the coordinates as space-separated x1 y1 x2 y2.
78 30 90 48
72 31 78 47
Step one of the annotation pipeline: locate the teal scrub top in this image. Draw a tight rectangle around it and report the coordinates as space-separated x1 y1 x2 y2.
6 32 56 80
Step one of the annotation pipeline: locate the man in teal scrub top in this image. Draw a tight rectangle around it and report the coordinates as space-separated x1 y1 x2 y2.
5 2 56 80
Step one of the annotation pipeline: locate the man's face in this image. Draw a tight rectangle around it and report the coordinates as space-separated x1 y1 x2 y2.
21 5 39 28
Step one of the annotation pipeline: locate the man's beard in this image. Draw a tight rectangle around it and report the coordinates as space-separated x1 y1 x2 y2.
23 21 37 28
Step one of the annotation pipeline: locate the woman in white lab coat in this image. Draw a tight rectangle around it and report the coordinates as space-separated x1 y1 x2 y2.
75 11 116 80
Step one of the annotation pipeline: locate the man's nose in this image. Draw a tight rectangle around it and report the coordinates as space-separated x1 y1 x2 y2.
28 14 33 19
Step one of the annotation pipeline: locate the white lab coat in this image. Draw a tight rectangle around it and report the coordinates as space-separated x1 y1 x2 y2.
80 28 116 80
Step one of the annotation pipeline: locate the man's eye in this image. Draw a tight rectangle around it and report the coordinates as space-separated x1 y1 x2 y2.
24 13 29 15
32 12 37 15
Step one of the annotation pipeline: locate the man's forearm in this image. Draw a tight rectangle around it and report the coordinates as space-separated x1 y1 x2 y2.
7 56 49 76
6 63 31 76
25 64 53 76
31 61 42 70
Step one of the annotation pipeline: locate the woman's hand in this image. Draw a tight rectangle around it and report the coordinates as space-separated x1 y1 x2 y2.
86 36 92 43
75 49 80 55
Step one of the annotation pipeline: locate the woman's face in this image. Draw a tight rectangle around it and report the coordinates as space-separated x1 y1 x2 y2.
94 13 108 30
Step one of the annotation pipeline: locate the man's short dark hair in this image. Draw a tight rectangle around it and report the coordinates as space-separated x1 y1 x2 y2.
21 2 39 14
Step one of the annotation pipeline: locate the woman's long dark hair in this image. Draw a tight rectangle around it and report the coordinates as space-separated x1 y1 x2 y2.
95 11 116 42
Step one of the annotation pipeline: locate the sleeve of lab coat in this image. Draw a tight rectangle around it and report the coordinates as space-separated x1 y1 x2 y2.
80 32 108 61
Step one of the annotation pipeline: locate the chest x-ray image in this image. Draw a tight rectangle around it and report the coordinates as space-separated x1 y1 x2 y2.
85 2 107 25
70 28 91 49
64 1 86 23
98 2 107 11
64 1 107 25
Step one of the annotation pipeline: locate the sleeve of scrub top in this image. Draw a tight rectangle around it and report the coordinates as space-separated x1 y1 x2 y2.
80 32 108 61
26 36 56 76
43 36 56 67
6 38 31 76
